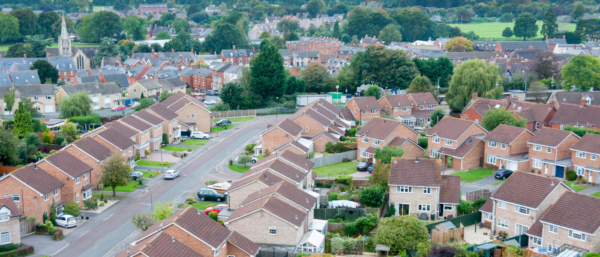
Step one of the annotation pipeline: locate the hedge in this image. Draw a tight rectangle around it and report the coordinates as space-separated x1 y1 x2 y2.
336 142 357 152
0 245 34 257
563 126 600 137
418 137 428 149
67 114 101 125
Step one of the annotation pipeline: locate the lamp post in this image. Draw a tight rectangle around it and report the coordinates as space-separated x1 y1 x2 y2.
336 85 339 93
275 97 279 122
551 73 555 89
146 190 153 211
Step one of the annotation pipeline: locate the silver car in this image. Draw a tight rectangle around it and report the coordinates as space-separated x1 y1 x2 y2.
163 170 180 180
56 215 77 228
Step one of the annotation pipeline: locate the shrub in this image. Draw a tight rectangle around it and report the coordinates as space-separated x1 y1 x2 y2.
136 154 140 161
325 142 335 153
205 180 218 185
162 133 169 145
49 149 57 154
245 143 256 153
315 181 323 187
0 244 19 252
100 193 105 200
349 128 356 137
328 192 341 201
100 202 105 206
359 185 385 207
297 253 309 257
64 201 81 217
342 158 350 162
53 229 64 240
42 212 48 223
331 237 345 254
54 136 64 146
208 211 218 221
457 200 474 215
335 175 353 186
65 136 73 143
472 198 487 211
418 137 428 149
229 159 233 165
345 214 379 236
384 204 396 217
566 169 577 181
145 149 151 155
84 199 97 209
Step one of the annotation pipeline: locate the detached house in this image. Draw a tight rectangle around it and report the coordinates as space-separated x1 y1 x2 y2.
426 117 488 170
479 172 572 238
257 118 303 155
0 197 22 245
407 93 439 126
378 94 415 125
37 151 94 208
388 158 460 219
515 104 556 132
570 133 600 184
162 92 213 133
346 97 382 124
356 117 423 161
528 129 580 179
483 124 535 172
547 91 600 109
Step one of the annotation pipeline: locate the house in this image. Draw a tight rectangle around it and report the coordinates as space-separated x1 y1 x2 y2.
426 117 488 166
570 133 600 184
132 109 168 149
221 46 256 66
461 93 548 127
90 127 137 166
63 137 113 186
345 97 382 124
117 116 154 157
495 41 550 55
550 101 600 131
479 172 573 238
528 128 580 179
285 37 343 56
0 84 56 114
378 94 415 125
0 196 22 245
356 117 423 161
273 140 310 156
547 92 600 108
309 131 339 153
292 51 320 67
515 104 556 132
483 124 535 172
9 70 41 85
388 158 460 219
37 151 94 208
126 78 186 100
526 192 600 254
190 68 214 91
139 4 167 12
289 98 348 139
407 93 439 126
257 118 303 155
55 81 122 110
148 103 180 143
117 206 260 257
164 95 213 133
359 36 384 48
103 73 130 90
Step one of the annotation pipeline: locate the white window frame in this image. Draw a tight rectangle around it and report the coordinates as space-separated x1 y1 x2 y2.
488 141 497 147
362 110 367 114
54 189 58 196
533 159 542 169
501 143 506 150
83 173 88 180
432 137 440 143
417 204 431 212
430 149 440 159
568 230 586 241
44 194 49 201
498 201 506 209
485 213 493 221
549 224 558 233
305 126 309 132
545 147 551 153
576 166 585 176
396 186 413 193
46 95 52 100
428 104 434 109
444 204 453 211
487 155 496 164
0 231 10 245
532 236 542 245
593 155 597 160
373 139 380 146
34 96 39 101
560 125 564 130
577 151 586 158
370 109 377 114
423 187 431 194
401 107 408 111
360 149 368 158
535 122 540 130
515 205 530 215
444 139 452 146
76 177 80 184
533 144 542 151
83 188 92 200
516 224 529 235
269 226 277 235
497 218 509 228
76 193 79 202
192 114 197 118
10 194 19 202
362 136 368 143
419 105 424 110
0 211 9 222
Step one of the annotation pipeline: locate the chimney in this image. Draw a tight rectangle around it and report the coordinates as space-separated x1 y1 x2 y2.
472 92 478 99
233 45 236 50
24 53 26 58
46 52 50 57
171 48 174 53
573 44 576 49
581 96 586 107
507 59 511 67
152 48 155 54
475 99 481 107
415 157 419 163
563 35 566 39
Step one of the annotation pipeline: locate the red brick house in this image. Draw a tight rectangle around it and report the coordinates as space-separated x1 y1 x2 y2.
221 46 256 65
527 128 580 179
570 133 600 184
273 140 309 156
91 127 137 166
37 151 94 208
359 36 384 48
309 131 339 153
378 94 414 123
550 101 600 131
0 196 22 245
483 124 535 172
515 104 556 132
346 97 382 125
426 117 488 167
290 98 348 138
356 117 422 162
138 4 167 12
258 118 303 155
438 136 486 171
64 137 113 186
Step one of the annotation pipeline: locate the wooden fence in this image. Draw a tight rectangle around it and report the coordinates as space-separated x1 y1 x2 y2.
466 189 492 201
431 223 464 245
20 218 35 236
310 151 357 168
0 166 19 176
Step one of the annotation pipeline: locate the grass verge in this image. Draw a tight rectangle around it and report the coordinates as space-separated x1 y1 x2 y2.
229 164 251 173
163 146 198 151
136 160 173 168
140 170 160 178
312 161 358 177
215 117 255 123
493 180 506 185
92 193 126 199
211 124 237 132
591 191 600 198
182 139 209 145
568 182 588 192
450 168 494 183
188 202 220 210
102 181 141 192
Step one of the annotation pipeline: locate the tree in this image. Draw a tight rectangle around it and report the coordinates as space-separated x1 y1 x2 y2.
529 83 550 103
61 122 78 138
135 98 155 111
76 15 95 43
562 55 600 92
446 36 473 52
0 128 19 165
10 9 38 37
571 2 586 20
92 38 120 66
406 75 434 94
0 13 20 44
123 16 148 40
24 36 54 58
306 0 325 18
456 9 472 23
513 13 538 41
219 3 227 12
481 108 527 131
5 43 34 58
302 63 333 93
131 213 156 231
370 160 390 186
59 91 93 118
220 82 245 109
332 21 341 39
238 155 252 166
20 98 39 118
446 59 503 113
348 45 419 91
429 109 445 127
3 88 15 115
159 92 174 102
359 185 385 207
392 8 431 42
541 9 558 38
14 101 33 137
204 23 246 54
187 4 201 17
502 27 513 38
277 19 300 34
364 85 382 99
259 31 271 39
38 11 59 39
374 145 404 164
154 31 171 40
249 40 285 101
413 57 454 88
378 24 402 44
286 76 306 94
31 60 59 84
51 17 75 40
344 7 390 40
135 44 152 53
152 201 174 220
171 18 189 34
92 11 124 40
531 52 559 79
374 215 429 254
101 152 131 197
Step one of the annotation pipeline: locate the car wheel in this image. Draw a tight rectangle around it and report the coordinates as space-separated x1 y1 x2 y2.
252 159 256 164
204 136 208 139
200 197 205 201
502 176 506 180
217 198 222 202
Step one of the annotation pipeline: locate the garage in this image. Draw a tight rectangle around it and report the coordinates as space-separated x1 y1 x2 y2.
506 161 518 171
44 105 54 113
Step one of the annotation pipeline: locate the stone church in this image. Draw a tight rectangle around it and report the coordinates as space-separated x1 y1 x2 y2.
46 16 98 71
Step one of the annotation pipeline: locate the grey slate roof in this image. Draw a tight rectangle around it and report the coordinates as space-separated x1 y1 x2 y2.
10 71 41 85
497 41 549 51
60 82 122 95
221 49 256 58
0 72 11 86
293 51 319 58
103 74 130 88
78 75 102 83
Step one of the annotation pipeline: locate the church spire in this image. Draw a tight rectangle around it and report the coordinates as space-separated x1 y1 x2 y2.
58 15 71 57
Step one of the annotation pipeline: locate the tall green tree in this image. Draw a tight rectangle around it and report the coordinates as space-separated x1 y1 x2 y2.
513 13 538 41
306 0 325 18
0 128 19 165
344 7 390 39
14 101 33 137
154 31 172 40
123 16 148 40
24 35 54 58
446 59 503 113
31 60 59 84
348 45 419 91
220 82 245 110
502 27 513 38
92 37 120 66
429 109 445 127
302 63 333 93
10 9 38 37
249 40 286 101
392 8 431 42
171 17 189 34
286 76 306 94
332 21 341 39
89 11 123 41
374 145 404 164
481 108 527 131
204 23 246 54
76 14 96 43
561 55 600 92
378 24 402 44
571 2 586 20
101 152 131 196
3 88 15 115
364 85 381 99
0 13 20 44
5 43 34 58
38 11 59 39
541 8 558 38
406 75 434 94
59 91 93 118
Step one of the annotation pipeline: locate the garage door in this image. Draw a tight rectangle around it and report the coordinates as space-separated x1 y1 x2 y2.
507 161 518 171
44 105 54 113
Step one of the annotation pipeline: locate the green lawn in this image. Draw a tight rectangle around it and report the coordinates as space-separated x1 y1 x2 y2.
140 170 160 178
163 146 198 151
0 43 101 51
189 202 220 210
136 160 173 168
229 164 251 173
215 117 255 123
453 21 576 41
450 168 494 183
312 161 358 177
182 139 209 145
92 193 126 199
494 180 506 185
211 124 237 132
568 182 588 192
103 181 141 192
591 192 600 198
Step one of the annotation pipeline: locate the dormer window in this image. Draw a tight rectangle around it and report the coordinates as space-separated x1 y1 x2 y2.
362 136 368 143
586 97 592 105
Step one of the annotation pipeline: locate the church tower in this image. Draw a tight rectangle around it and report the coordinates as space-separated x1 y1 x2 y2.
58 16 71 57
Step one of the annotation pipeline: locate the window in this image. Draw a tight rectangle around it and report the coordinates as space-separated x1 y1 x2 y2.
76 177 80 184
396 186 413 193
10 194 19 202
487 155 496 164
370 109 377 114
532 237 542 245
489 141 497 147
546 147 552 153
418 205 431 212
430 150 440 159
593 155 597 160
432 137 440 143
444 139 452 146
92 93 98 97
0 232 9 245
497 219 509 228
362 110 367 114
560 125 564 130
360 149 368 158
215 246 220 256
76 193 79 202
533 159 542 169
419 105 424 110
533 144 542 151
34 96 38 101
115 93 119 98
94 102 98 107
535 122 540 130
105 94 110 99
83 189 92 200
549 224 558 233
46 95 52 100
498 201 506 209
577 151 586 158
362 136 368 143
501 143 506 150
576 166 585 176
191 114 197 118
44 194 49 201
423 187 431 194
373 139 380 146
515 205 530 215
516 224 529 235
105 103 110 108
269 226 277 235
569 230 586 241
54 189 58 196
305 127 309 132
401 107 408 111
186 114 189 118
36 106 41 111
428 104 434 109
83 173 88 180
485 213 492 220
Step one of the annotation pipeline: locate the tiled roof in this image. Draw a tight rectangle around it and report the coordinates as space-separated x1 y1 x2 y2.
166 98 189 112
11 164 64 195
439 136 482 158
515 105 553 123
60 82 121 95
540 192 600 234
309 131 339 143
438 176 460 204
491 172 564 208
356 117 404 140
328 124 345 135
483 124 529 144
427 117 481 140
311 105 337 121
119 115 152 132
228 231 260 256
175 206 232 248
527 128 576 147
351 97 381 110
409 93 438 105
551 103 600 127
149 103 179 120
138 232 203 257
340 109 354 120
44 151 93 178
227 197 307 227
381 95 412 107
267 118 302 136
97 127 136 150
389 158 442 187
498 41 549 51
411 109 434 119
479 199 493 213
552 92 600 106
0 196 21 217
73 137 112 161
274 140 309 154
227 170 285 193
133 109 164 126
104 122 137 138
240 181 316 210
387 136 408 147
526 219 543 237
280 150 314 172
571 133 600 155
160 91 186 107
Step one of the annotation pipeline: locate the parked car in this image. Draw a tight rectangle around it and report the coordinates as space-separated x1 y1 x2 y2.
163 170 180 180
130 171 144 181
204 100 216 105
56 215 77 228
204 204 227 215
367 165 374 173
357 161 372 171
216 119 231 126
197 188 226 202
130 102 140 108
191 131 210 139
111 105 126 111
495 169 513 180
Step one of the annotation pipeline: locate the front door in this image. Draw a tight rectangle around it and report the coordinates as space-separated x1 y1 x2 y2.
555 166 565 178
438 204 443 217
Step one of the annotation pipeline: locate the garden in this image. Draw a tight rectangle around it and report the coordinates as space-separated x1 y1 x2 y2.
312 161 357 177
450 168 494 183
181 139 209 145
135 161 173 168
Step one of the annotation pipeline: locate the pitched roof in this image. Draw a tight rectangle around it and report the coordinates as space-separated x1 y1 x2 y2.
44 150 93 178
409 93 437 105
133 109 164 126
104 122 137 138
479 199 493 213
11 164 64 195
280 150 314 172
160 91 186 107
527 128 577 147
265 118 302 136
174 206 232 248
136 232 203 257
339 109 354 120
227 170 285 193
356 117 415 140
426 117 483 140
0 196 21 217
551 102 600 127
149 103 179 120
166 97 189 112
498 41 549 51
10 70 41 85
227 196 307 227
240 181 317 210
103 74 130 88
227 231 260 256
439 136 482 158
119 115 152 132
72 137 113 161
381 95 412 107
309 131 339 143
389 158 442 187
438 176 460 204
515 105 554 123
350 97 381 110
551 92 600 106
539 192 600 234
60 81 121 95
491 172 565 208
97 127 137 150
483 124 529 144
274 140 309 154
571 133 600 155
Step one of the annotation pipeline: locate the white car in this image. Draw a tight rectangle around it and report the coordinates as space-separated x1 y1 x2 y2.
56 215 77 228
204 100 216 105
191 131 210 139
164 170 180 180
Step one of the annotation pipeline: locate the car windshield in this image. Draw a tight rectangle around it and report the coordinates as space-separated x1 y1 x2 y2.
359 162 366 166
496 170 505 174
67 217 75 221
166 172 172 175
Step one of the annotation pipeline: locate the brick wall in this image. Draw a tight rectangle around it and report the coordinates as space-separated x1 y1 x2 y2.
459 140 485 170
389 186 439 217
557 135 580 160
64 146 102 186
383 124 419 144
495 202 538 237
460 108 483 123
227 241 252 257
262 128 295 154
277 145 305 156
226 210 301 246
292 115 325 137
0 176 60 223
401 142 425 159
176 104 213 133
312 135 333 153
541 224 600 253
0 218 20 245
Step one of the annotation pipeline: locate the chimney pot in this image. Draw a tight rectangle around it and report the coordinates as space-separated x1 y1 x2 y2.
581 96 586 107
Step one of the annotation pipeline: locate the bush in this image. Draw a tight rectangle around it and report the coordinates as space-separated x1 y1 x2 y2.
297 253 309 257
328 192 341 201
100 202 105 206
65 136 73 143
457 200 474 215
49 149 57 154
345 214 379 237
53 229 64 241
84 199 97 209
418 137 428 149
335 175 352 186
136 154 140 161
348 128 356 137
315 181 323 187
384 204 396 217
359 185 385 207
566 169 577 181
0 244 19 253
162 133 169 145
473 198 487 211
245 143 256 153
64 201 81 217
325 142 335 153
208 211 218 221
205 180 218 185
342 158 350 162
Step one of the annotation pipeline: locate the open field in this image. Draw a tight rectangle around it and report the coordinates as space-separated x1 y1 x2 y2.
0 43 101 52
453 21 576 41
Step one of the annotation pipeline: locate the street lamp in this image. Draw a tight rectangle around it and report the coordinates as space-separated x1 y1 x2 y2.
146 190 153 211
551 73 555 89
336 85 339 93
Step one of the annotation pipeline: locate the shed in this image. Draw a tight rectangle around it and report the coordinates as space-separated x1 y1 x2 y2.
375 244 390 257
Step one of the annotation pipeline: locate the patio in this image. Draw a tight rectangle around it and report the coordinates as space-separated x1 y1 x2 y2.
463 224 493 245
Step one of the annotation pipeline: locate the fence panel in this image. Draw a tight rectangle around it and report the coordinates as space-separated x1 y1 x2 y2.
310 151 357 168
314 207 378 221
466 189 492 201
0 166 19 176
425 211 482 231
20 219 35 236
211 109 257 119
258 249 291 257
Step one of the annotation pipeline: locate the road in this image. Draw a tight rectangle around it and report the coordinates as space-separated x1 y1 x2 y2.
24 115 273 257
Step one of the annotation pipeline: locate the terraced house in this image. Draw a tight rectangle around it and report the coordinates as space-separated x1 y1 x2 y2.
289 98 349 141
90 127 137 167
147 103 181 143
426 117 488 170
56 81 122 110
356 117 423 162
132 109 167 151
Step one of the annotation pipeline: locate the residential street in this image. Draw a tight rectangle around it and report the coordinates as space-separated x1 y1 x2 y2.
22 115 282 257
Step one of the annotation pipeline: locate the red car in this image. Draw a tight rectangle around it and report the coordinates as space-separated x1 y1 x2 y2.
205 204 227 215
111 105 126 111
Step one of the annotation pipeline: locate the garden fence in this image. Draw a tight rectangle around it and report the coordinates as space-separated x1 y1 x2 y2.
466 189 492 202
20 219 35 236
37 145 65 153
257 248 293 257
310 151 357 168
314 207 378 221
425 211 482 232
